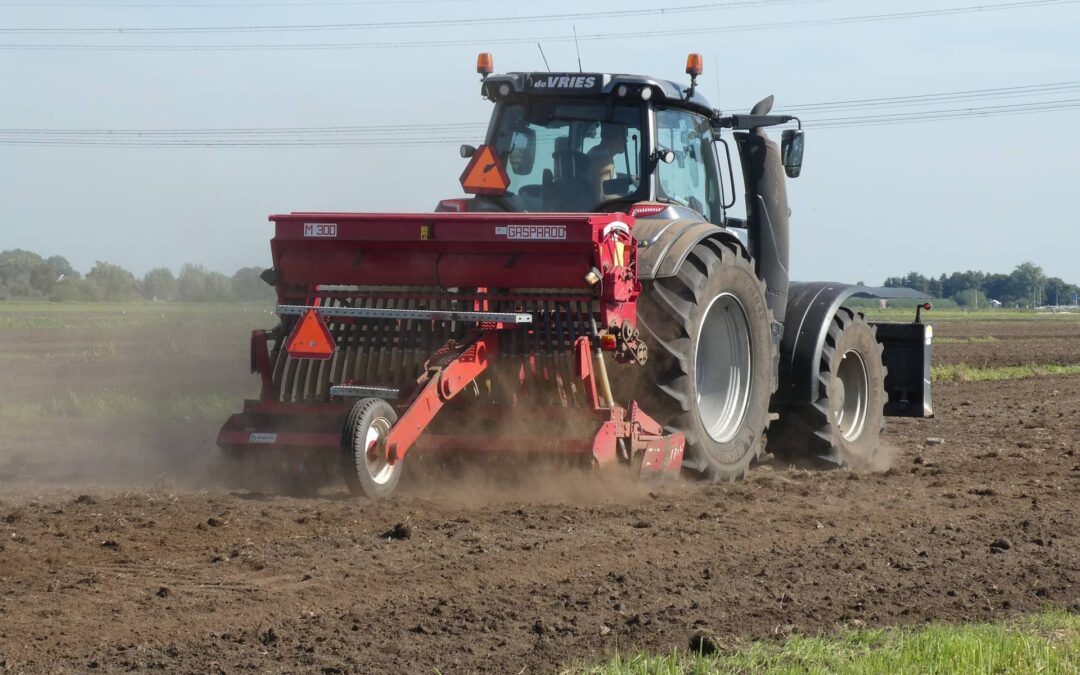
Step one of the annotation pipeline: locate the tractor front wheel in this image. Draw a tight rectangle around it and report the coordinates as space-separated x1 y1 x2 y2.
769 308 887 468
634 239 774 481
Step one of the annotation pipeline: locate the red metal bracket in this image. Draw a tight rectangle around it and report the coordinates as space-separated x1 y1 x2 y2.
627 402 684 479
573 336 601 410
587 401 684 479
383 331 498 464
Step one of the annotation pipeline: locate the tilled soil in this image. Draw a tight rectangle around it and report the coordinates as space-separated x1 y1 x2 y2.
934 319 1080 368
1 315 1078 673
1 377 1078 673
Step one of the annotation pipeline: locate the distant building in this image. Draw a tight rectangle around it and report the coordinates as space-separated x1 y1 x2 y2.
989 299 1003 308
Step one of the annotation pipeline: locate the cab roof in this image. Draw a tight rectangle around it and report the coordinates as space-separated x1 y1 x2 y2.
481 71 716 117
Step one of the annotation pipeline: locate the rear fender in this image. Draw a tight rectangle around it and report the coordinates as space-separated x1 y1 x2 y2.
776 282 933 417
634 218 744 280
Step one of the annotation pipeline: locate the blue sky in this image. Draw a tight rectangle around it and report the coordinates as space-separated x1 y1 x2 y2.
1 0 1078 284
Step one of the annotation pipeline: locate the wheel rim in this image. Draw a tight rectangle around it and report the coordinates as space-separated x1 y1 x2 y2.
695 292 753 444
363 416 395 485
835 349 869 441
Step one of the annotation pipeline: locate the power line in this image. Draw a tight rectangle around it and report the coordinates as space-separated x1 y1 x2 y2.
778 81 1080 112
3 79 1074 142
743 81 1080 115
0 0 1073 50
0 0 477 7
808 98 1080 128
0 122 488 135
3 99 1079 146
0 0 825 34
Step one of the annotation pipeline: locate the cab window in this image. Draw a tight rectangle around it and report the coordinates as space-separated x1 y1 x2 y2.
492 101 644 212
655 108 724 222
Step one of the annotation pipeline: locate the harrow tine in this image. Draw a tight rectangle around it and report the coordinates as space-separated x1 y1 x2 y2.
352 294 374 384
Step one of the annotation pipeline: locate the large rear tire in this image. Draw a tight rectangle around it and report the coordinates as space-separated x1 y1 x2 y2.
632 239 774 481
342 398 402 498
769 307 887 468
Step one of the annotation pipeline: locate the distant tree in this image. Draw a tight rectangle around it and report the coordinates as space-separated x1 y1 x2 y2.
32 255 79 296
983 273 1011 303
178 263 234 302
177 264 208 301
52 277 103 302
204 270 234 301
85 261 140 301
0 249 45 296
231 266 273 302
941 270 986 299
1008 261 1045 307
952 288 988 308
928 275 944 298
1044 276 1080 306
887 271 932 294
142 267 178 301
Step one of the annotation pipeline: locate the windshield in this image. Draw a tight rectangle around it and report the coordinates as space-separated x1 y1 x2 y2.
491 101 644 212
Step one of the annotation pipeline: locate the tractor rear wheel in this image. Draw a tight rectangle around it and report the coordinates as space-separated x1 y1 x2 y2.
633 239 774 481
769 308 887 468
342 398 402 498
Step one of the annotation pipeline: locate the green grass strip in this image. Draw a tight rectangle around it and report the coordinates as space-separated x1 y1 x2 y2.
1 391 241 422
572 609 1079 674
933 336 1000 344
932 363 1080 382
0 301 271 331
861 308 1080 323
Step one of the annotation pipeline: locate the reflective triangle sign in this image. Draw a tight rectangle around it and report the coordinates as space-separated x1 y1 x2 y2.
285 309 336 360
459 144 510 195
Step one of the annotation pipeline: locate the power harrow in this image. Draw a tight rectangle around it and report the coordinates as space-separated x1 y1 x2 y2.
218 212 684 496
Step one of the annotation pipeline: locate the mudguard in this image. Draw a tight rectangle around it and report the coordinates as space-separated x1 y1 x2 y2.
777 282 933 417
633 217 744 280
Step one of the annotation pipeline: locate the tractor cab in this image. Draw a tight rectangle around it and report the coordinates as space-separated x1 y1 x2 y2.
442 53 805 224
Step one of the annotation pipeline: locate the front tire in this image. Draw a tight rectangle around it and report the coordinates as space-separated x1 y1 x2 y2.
633 239 774 481
342 398 402 498
769 308 887 468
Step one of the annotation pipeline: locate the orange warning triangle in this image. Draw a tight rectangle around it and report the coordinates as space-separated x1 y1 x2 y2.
285 309 336 360
459 144 510 195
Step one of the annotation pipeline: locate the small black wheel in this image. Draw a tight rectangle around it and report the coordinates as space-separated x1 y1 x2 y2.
342 398 402 498
769 308 887 468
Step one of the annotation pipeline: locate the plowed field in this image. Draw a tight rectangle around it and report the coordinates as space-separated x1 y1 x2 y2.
1 306 1077 673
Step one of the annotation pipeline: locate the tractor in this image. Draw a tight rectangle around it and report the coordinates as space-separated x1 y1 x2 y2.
217 53 932 497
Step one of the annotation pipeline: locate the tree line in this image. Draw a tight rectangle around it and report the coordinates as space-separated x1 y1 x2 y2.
883 261 1077 308
0 249 273 302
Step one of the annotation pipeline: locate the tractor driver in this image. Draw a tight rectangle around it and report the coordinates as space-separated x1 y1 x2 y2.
586 122 627 205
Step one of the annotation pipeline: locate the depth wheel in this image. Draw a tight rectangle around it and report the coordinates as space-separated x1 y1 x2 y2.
769 308 887 468
632 238 774 481
342 398 402 498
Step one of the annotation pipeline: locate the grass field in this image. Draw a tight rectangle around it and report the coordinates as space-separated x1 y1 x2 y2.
933 363 1080 383
0 300 272 331
861 306 1080 322
576 610 1080 674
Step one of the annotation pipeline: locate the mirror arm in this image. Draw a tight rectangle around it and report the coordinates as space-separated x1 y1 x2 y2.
712 114 800 131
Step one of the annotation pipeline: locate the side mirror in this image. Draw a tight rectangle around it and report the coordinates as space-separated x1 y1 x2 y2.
653 149 676 164
781 129 804 178
460 144 477 158
507 127 536 175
